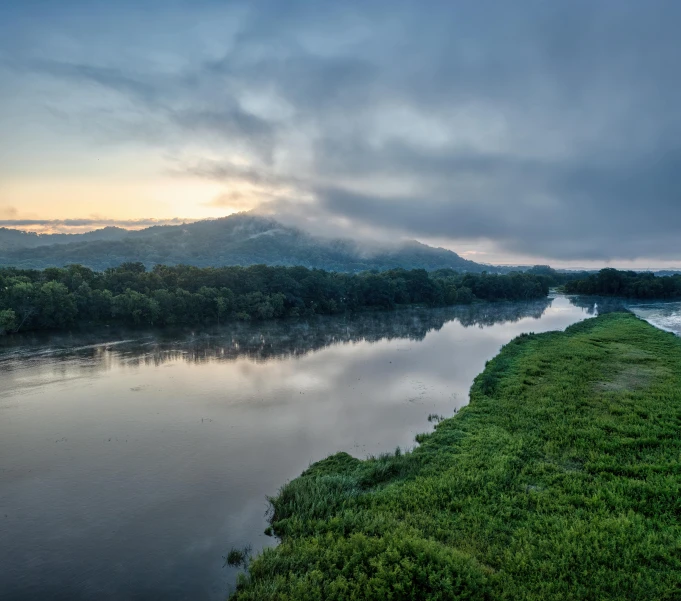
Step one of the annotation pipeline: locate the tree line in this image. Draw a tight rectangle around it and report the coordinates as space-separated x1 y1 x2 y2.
0 263 549 334
563 268 681 299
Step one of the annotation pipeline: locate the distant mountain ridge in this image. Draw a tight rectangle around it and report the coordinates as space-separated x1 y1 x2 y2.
0 226 130 250
0 213 494 272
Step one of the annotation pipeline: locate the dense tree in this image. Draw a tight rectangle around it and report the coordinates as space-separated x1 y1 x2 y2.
0 263 550 334
564 268 681 299
0 309 16 334
36 281 77 328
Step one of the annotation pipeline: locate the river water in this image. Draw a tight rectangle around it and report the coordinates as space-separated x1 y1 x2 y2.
0 295 677 600
567 295 681 335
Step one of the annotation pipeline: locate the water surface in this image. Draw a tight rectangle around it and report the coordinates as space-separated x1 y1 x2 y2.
0 296 611 600
626 302 681 335
568 296 681 335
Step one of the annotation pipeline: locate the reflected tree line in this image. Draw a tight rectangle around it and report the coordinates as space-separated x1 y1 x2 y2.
1 298 552 367
0 263 549 335
567 296 631 315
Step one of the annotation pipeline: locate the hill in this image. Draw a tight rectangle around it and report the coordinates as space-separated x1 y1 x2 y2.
0 226 129 250
0 214 492 272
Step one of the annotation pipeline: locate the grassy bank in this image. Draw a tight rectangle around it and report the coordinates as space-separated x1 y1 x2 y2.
230 313 681 600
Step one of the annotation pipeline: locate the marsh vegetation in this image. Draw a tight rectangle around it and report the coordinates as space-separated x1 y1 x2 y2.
230 313 681 600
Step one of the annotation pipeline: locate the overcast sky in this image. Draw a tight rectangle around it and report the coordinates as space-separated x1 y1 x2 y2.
1 0 680 267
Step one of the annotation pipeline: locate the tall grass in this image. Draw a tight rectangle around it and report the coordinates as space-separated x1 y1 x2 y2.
230 313 681 600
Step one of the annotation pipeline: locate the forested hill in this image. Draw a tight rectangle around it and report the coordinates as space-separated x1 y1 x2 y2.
0 214 490 273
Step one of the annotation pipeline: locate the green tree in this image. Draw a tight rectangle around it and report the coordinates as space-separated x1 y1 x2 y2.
0 309 17 334
216 289 235 325
5 281 38 331
36 281 78 328
456 286 474 304
113 289 160 325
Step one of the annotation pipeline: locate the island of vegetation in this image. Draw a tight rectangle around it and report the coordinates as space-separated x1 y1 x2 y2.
564 267 681 299
228 312 681 600
0 263 549 334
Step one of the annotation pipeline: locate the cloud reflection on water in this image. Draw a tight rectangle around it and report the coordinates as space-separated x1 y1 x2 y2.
1 297 591 601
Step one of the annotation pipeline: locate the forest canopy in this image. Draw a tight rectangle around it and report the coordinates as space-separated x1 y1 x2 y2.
564 268 681 299
0 263 549 334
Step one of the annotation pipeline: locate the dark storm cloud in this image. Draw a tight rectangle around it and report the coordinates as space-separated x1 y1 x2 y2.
309 146 681 260
4 0 681 261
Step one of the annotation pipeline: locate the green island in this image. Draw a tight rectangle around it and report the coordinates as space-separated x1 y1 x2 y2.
230 312 681 600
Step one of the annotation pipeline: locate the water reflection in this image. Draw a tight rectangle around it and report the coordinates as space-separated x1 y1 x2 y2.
1 298 551 368
566 295 631 315
567 295 681 335
1 296 585 601
628 301 681 335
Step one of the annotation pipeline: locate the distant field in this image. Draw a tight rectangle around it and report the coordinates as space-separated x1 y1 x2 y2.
230 313 681 600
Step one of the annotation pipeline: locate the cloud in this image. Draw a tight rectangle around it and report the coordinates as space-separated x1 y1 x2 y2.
0 206 18 218
302 144 681 261
27 59 162 105
176 158 300 189
206 191 264 211
3 0 681 262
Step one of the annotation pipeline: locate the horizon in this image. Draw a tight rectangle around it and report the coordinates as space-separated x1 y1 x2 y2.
2 1 681 268
1 212 680 272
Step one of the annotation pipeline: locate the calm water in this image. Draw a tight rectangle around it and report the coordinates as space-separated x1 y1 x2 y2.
627 302 681 335
568 296 681 335
2 294 674 600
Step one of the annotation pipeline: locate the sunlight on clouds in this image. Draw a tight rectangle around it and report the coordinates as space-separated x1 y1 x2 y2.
206 189 267 212
150 178 228 218
2 176 229 227
1 1 680 264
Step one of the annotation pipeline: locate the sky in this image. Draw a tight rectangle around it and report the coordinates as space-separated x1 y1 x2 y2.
1 0 680 267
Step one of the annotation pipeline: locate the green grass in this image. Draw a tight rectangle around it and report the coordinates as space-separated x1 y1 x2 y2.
225 546 252 569
229 313 681 600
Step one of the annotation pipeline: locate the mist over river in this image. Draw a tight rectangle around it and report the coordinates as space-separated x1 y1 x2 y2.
1 295 678 600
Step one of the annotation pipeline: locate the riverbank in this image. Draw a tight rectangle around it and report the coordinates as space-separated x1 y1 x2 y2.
230 312 681 600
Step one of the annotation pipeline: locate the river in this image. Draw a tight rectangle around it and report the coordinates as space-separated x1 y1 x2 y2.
0 295 677 600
